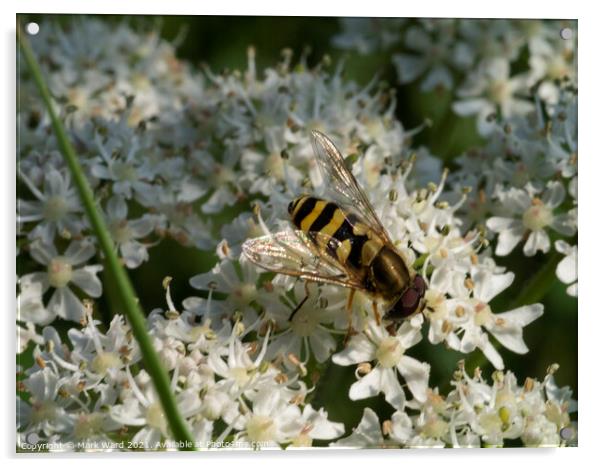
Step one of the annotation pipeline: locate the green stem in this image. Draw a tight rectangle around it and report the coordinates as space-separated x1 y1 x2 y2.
18 26 196 450
465 251 562 374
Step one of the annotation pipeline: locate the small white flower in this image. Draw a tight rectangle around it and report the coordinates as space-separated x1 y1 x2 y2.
330 408 387 448
190 258 262 327
110 369 201 449
18 366 72 436
288 405 345 447
105 195 159 268
393 21 472 91
232 387 303 448
90 128 158 202
453 58 533 135
262 282 339 364
333 319 430 409
487 181 576 257
18 168 84 243
21 240 103 322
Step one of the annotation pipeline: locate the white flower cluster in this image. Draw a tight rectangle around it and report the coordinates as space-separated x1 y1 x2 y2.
450 89 578 296
17 18 577 450
334 363 577 448
334 18 577 134
18 291 345 450
17 287 575 450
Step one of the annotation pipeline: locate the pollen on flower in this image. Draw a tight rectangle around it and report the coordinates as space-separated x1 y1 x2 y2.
110 220 133 244
43 195 69 222
112 161 137 182
91 351 123 375
229 367 251 386
246 414 276 443
522 201 553 231
290 307 322 337
47 256 73 288
420 415 448 439
146 402 167 432
233 283 258 306
31 400 59 424
73 413 105 440
375 336 404 368
264 153 285 180
425 290 447 321
488 80 511 105
474 302 493 327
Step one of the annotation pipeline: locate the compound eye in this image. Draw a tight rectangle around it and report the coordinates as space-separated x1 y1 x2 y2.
401 287 419 309
413 275 426 296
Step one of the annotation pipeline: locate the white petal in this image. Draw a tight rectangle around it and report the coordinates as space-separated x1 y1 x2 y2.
129 216 157 238
44 169 66 196
106 195 128 220
330 408 382 447
332 333 375 365
486 217 520 233
473 270 514 303
29 240 57 266
523 230 550 256
421 66 454 91
252 388 281 417
550 214 576 236
488 304 544 354
495 303 544 327
303 406 345 440
48 287 84 322
495 225 524 256
452 98 489 116
543 181 565 208
480 338 504 370
397 321 423 349
71 266 103 297
64 240 96 265
201 187 237 214
120 241 149 269
567 283 577 297
309 329 336 363
397 356 430 403
392 54 428 83
380 368 406 410
390 411 413 443
349 367 383 401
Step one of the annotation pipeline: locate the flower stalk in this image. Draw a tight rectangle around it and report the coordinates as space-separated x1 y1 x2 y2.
17 25 196 450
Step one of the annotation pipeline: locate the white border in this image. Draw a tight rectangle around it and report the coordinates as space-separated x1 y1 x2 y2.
2 1 598 466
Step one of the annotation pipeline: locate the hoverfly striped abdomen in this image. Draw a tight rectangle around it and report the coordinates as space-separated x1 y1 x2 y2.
289 195 412 301
290 196 361 260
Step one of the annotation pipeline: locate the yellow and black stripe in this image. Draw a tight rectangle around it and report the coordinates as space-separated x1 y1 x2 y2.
289 196 380 271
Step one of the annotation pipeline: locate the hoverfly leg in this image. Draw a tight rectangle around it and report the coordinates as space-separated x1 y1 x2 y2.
288 281 311 321
346 288 356 311
372 301 381 326
343 289 357 344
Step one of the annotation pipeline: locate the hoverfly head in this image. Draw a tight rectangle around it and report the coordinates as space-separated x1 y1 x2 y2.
385 274 426 321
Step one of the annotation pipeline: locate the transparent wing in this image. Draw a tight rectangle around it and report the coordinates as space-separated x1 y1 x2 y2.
242 230 366 290
310 130 393 244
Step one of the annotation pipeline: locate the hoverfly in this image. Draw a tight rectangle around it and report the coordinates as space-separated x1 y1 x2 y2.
242 130 426 328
